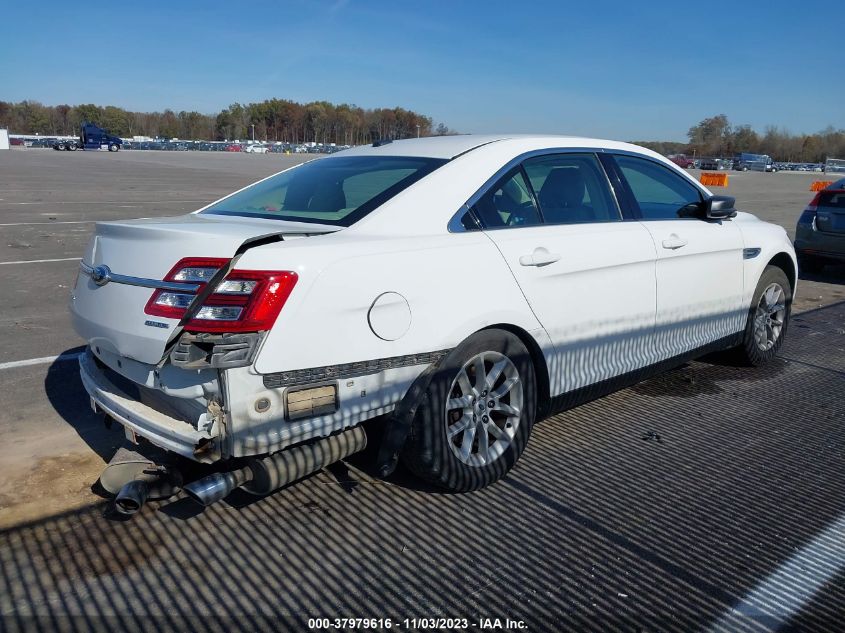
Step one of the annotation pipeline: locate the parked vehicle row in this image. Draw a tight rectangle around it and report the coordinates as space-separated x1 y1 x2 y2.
11 135 352 154
667 153 832 173
70 134 797 515
119 140 350 153
775 162 825 172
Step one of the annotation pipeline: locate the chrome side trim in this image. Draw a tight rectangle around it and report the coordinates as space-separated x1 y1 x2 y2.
79 262 201 293
743 248 762 259
263 349 451 388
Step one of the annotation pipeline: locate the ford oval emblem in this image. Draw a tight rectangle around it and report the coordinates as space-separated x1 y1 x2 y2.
91 265 112 286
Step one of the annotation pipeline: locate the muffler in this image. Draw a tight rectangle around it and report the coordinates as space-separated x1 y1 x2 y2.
183 425 367 507
100 444 183 516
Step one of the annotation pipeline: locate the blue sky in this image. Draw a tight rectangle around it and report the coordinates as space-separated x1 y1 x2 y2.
1 0 842 141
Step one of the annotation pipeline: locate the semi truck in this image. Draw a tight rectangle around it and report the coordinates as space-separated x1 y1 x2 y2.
53 122 123 152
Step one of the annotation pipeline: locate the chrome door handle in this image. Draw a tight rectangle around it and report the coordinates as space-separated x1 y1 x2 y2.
661 234 688 250
519 247 561 267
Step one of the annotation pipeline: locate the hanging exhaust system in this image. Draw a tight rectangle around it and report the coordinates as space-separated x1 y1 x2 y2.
183 425 367 507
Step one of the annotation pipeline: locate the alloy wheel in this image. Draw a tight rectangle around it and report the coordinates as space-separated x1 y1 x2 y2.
753 283 786 351
444 351 522 467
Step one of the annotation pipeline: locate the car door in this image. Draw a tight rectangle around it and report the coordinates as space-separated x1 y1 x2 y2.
467 152 658 396
609 153 745 359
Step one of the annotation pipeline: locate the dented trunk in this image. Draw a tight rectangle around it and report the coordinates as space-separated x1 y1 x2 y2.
70 213 335 364
72 212 338 461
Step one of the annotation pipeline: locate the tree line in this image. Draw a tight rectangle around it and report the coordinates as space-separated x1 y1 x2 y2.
0 99 456 145
636 114 845 163
3 101 841 160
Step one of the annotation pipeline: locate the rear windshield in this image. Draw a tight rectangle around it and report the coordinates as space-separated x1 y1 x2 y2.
818 190 845 209
202 156 447 226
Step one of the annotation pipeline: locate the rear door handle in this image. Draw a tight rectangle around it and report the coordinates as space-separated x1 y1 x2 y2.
519 247 561 267
661 234 688 250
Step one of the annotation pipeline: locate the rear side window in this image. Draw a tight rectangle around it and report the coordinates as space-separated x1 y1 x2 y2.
614 155 702 219
202 156 447 227
472 169 543 228
523 153 620 224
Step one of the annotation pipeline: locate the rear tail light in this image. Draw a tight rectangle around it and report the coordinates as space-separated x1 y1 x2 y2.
798 193 821 228
144 257 297 333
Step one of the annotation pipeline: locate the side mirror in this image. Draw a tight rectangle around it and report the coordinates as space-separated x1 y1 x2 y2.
704 195 737 219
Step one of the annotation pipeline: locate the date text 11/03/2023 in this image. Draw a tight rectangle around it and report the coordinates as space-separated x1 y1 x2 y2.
307 617 528 629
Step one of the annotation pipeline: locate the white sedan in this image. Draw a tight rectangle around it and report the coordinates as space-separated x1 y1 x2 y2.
70 135 796 512
243 144 269 154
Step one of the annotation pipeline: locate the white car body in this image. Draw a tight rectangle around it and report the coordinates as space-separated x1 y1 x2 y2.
70 135 796 467
244 144 269 154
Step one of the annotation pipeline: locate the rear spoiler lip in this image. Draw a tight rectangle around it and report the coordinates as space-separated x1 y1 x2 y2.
95 214 342 235
197 210 342 233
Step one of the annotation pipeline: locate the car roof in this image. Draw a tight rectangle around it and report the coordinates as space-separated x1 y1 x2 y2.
337 135 509 159
335 134 656 160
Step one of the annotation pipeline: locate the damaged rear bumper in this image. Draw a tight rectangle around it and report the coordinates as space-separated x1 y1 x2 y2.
79 349 220 462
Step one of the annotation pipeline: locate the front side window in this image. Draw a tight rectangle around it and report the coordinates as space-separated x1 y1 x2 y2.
472 169 543 228
202 156 447 226
614 155 703 220
522 153 620 224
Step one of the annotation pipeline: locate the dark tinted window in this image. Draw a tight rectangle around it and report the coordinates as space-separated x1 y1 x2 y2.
472 169 542 228
202 156 447 226
523 153 620 224
817 190 845 209
615 155 702 219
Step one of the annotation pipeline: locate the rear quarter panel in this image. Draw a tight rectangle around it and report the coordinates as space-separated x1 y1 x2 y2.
238 231 545 375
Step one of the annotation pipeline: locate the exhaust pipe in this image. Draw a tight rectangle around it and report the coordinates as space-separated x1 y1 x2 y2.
114 479 149 515
183 425 368 507
100 444 183 516
182 467 253 507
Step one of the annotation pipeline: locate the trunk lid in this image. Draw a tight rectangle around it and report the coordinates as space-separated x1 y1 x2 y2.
70 213 336 365
815 190 845 235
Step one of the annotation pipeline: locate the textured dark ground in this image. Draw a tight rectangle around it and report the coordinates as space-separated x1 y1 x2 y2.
0 149 843 632
1 301 843 632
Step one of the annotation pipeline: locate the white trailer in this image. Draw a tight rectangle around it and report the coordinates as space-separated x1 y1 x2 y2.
825 158 845 174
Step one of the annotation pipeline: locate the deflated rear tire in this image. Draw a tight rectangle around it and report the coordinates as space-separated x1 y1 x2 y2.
401 329 536 492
